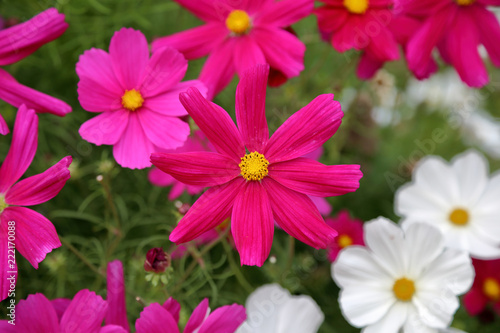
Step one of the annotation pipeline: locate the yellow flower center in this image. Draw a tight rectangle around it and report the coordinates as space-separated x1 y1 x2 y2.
239 152 269 181
393 277 415 302
121 89 144 111
0 194 7 214
449 208 469 226
344 0 369 14
337 234 353 248
455 0 476 6
226 10 251 35
483 278 500 301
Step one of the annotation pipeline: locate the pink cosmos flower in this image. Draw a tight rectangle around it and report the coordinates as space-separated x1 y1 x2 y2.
151 64 363 266
77 28 207 169
149 130 212 199
136 297 246 333
464 258 500 316
0 105 71 301
0 290 127 332
315 0 399 79
325 210 364 262
397 0 500 87
0 8 71 135
152 0 313 99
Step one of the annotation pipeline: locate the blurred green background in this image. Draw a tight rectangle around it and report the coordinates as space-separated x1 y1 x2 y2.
1 0 500 331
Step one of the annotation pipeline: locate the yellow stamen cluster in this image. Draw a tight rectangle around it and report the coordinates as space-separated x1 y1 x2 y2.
455 0 476 6
344 0 369 14
393 277 416 302
449 208 469 226
0 194 7 214
337 234 353 248
226 10 251 35
122 89 144 111
239 151 269 181
483 278 500 301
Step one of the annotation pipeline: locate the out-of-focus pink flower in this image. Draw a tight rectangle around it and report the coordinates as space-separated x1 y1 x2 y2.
151 64 362 266
464 258 500 316
325 210 364 262
152 0 313 99
0 105 71 301
0 290 127 332
0 8 71 135
397 0 500 87
77 28 207 169
144 247 171 273
106 260 130 332
148 130 212 199
136 297 246 333
315 0 399 79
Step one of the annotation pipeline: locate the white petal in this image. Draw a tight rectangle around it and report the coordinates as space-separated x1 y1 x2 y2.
338 287 395 327
275 296 324 333
364 218 407 277
475 172 500 215
451 150 489 206
413 289 458 328
361 302 410 333
466 228 500 259
404 223 445 279
395 183 448 220
403 312 439 333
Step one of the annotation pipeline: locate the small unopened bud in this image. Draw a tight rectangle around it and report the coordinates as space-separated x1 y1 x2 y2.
144 247 171 273
177 203 191 215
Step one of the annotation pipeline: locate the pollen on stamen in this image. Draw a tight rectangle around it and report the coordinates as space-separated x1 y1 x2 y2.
393 277 415 302
122 89 144 111
239 151 269 181
455 0 476 6
226 10 251 35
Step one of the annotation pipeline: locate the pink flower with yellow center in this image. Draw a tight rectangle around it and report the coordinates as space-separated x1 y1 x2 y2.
315 0 400 79
464 258 500 316
152 0 314 99
151 65 362 266
325 210 365 262
76 28 207 169
0 8 71 135
397 0 500 87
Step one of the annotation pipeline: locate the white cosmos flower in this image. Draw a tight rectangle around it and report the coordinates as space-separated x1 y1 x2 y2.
395 150 500 259
236 283 324 333
332 218 474 333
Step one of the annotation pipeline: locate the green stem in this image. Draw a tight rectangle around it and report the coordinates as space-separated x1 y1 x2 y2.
60 237 103 277
101 174 123 259
222 238 253 293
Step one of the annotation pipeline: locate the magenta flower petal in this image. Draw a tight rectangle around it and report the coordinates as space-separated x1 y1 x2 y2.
109 28 149 89
140 47 187 97
199 39 237 100
443 10 488 87
169 178 245 243
1 207 60 268
463 288 489 316
149 167 175 187
16 293 60 332
357 52 385 80
106 260 129 332
471 7 500 66
136 303 179 333
113 113 155 169
0 8 68 66
137 109 189 150
5 156 71 206
253 26 305 78
235 64 269 152
233 36 266 77
162 297 181 323
151 152 239 187
0 224 17 301
174 0 226 21
198 303 246 333
143 80 206 117
310 196 332 216
179 87 245 161
76 49 123 112
268 157 362 197
263 178 337 248
152 22 227 59
0 113 8 135
184 298 209 333
0 69 71 116
258 0 313 26
99 326 129 333
60 290 108 333
51 298 71 321
264 94 343 163
314 6 349 35
0 105 37 193
79 110 130 145
232 181 274 266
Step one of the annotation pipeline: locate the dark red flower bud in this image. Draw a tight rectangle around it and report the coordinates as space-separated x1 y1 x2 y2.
144 247 171 273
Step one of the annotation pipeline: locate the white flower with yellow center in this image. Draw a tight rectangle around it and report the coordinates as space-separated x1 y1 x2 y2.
332 218 474 333
395 150 500 259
